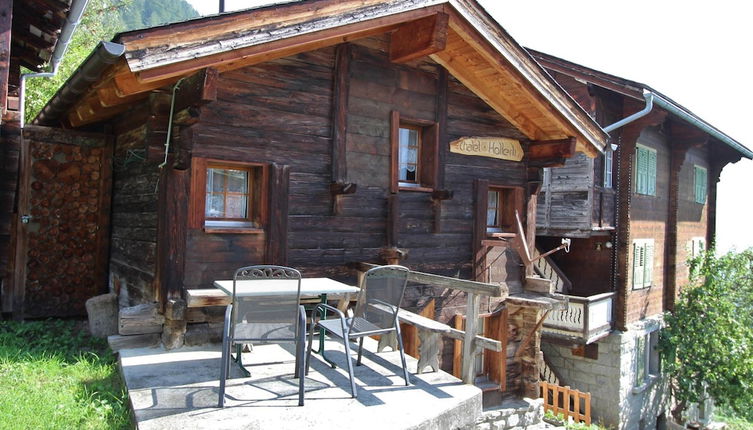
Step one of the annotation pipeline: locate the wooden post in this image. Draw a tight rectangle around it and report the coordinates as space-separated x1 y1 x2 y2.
472 179 489 282
0 0 11 119
156 167 189 306
461 291 480 384
330 43 353 215
266 164 290 265
525 180 541 277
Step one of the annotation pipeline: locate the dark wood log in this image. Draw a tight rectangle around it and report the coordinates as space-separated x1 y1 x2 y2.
387 193 399 248
389 13 448 63
331 43 351 184
527 137 577 167
173 67 218 112
155 167 189 305
266 164 290 265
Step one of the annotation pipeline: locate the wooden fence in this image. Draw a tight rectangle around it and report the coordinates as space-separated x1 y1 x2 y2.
540 381 591 425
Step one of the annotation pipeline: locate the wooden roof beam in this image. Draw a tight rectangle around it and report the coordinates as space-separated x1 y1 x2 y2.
527 137 577 167
389 12 448 63
129 6 445 84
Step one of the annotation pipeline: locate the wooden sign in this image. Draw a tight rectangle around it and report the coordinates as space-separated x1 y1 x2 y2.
449 137 524 162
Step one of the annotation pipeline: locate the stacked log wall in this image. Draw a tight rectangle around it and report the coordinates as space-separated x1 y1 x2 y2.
109 107 160 306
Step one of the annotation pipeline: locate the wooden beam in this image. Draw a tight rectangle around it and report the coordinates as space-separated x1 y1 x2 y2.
0 0 12 118
389 12 448 63
527 137 577 167
266 164 290 265
132 6 443 84
172 67 218 112
331 43 351 185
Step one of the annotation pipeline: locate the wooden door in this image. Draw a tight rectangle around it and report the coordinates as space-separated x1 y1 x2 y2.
9 127 111 318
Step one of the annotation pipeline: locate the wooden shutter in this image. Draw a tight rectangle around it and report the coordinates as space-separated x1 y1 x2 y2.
632 241 644 288
643 241 654 288
647 149 657 196
635 147 647 194
695 166 707 203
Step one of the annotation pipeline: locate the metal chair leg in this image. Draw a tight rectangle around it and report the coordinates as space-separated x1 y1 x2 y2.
342 335 358 398
305 315 317 376
394 325 410 386
356 337 365 366
218 304 233 408
297 306 306 406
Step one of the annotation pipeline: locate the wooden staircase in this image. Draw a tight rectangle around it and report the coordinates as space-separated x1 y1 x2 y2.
540 353 563 386
532 248 572 294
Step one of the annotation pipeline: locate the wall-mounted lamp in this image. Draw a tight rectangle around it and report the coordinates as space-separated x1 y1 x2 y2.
605 241 613 249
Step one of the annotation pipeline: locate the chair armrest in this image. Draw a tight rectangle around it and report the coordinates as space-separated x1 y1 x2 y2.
314 303 346 319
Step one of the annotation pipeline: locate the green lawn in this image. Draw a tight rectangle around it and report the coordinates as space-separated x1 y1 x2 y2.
0 319 130 429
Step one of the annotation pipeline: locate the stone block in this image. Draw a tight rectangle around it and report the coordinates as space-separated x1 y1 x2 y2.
85 293 118 338
507 413 520 427
476 423 490 430
164 299 187 321
162 319 187 350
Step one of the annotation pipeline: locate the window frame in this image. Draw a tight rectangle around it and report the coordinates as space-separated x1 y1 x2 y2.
635 144 657 196
390 111 439 193
634 330 661 390
690 237 706 258
205 164 253 222
189 157 269 233
632 238 654 290
694 165 707 204
603 144 614 188
397 123 423 186
485 186 522 234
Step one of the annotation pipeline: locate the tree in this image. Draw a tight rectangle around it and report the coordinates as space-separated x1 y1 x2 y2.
660 249 753 422
23 0 198 124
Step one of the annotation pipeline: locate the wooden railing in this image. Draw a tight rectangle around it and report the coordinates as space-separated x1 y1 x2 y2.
542 292 614 343
532 248 571 293
541 381 591 425
354 262 507 385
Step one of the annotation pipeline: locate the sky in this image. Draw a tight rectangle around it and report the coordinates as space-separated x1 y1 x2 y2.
187 0 753 253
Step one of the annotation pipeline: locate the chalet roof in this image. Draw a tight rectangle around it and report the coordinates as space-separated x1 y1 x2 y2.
12 0 73 71
34 0 608 157
529 49 753 159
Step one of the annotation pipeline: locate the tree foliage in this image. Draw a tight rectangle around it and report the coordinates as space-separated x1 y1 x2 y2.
660 249 753 421
23 0 198 124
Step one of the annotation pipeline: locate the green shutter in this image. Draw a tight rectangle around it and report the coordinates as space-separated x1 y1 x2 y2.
695 166 707 204
647 149 657 196
633 242 644 288
644 242 654 288
636 147 647 194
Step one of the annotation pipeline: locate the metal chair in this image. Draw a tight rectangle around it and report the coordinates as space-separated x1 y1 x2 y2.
218 265 306 407
305 265 410 397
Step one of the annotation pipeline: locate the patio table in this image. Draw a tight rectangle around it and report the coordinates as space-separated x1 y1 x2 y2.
213 277 360 371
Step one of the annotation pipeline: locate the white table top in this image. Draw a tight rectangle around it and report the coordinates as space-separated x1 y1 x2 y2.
213 277 360 297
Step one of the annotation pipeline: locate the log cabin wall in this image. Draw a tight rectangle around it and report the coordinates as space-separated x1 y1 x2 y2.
625 126 669 324
178 35 530 373
673 145 709 292
537 236 611 297
109 104 161 307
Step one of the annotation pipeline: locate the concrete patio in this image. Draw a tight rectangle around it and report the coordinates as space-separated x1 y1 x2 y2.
118 337 481 430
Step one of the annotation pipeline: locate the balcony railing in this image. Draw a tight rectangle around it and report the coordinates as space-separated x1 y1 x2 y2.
542 292 615 344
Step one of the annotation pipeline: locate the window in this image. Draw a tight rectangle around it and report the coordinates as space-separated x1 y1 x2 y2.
398 125 421 184
690 237 706 258
604 144 615 188
390 111 438 192
486 187 518 233
190 158 267 232
694 165 707 204
635 330 661 389
635 144 657 196
206 167 251 220
632 239 654 289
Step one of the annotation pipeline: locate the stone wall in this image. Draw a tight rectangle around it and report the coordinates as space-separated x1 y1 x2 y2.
469 398 545 430
541 315 668 429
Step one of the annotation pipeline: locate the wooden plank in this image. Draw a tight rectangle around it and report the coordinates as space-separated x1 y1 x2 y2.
389 13 448 63
186 288 230 307
118 303 165 335
353 262 505 297
387 193 400 248
173 67 219 112
389 110 400 193
0 1 11 118
107 333 161 352
452 314 463 378
527 137 577 167
155 167 189 305
472 178 488 282
266 164 290 265
331 43 351 184
461 291 479 384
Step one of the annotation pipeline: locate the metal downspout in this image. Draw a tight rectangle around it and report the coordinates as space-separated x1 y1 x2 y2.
604 90 655 133
19 0 90 127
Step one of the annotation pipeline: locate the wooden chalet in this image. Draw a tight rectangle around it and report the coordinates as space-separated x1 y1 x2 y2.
1 0 83 316
528 50 753 428
10 0 610 402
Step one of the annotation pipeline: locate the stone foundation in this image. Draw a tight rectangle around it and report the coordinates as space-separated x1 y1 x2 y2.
470 398 545 430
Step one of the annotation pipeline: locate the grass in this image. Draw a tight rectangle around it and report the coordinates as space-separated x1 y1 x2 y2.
0 319 130 430
715 406 753 430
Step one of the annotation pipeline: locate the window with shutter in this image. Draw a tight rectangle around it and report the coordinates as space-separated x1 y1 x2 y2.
632 239 654 289
604 146 613 188
635 145 657 196
694 165 707 204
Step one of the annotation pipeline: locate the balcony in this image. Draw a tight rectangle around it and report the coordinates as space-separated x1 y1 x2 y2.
542 292 615 344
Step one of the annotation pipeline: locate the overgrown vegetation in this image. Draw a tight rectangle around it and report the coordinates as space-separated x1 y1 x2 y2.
543 410 610 430
0 319 130 429
660 249 753 423
23 0 198 124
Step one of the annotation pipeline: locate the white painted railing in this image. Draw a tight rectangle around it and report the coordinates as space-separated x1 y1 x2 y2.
542 292 615 343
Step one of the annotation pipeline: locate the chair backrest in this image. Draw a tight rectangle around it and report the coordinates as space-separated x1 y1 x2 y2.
231 265 302 343
352 265 409 333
